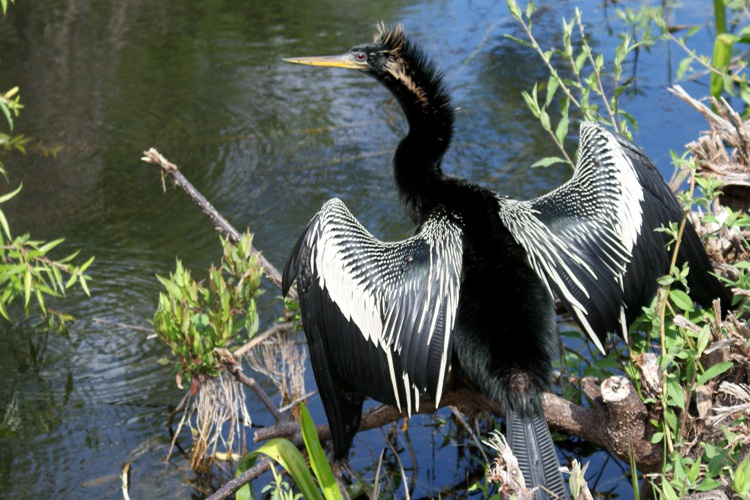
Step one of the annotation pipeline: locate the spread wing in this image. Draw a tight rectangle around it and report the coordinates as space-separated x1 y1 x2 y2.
283 198 464 416
497 121 721 352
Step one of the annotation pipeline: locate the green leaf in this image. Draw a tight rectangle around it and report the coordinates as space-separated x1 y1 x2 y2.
711 33 735 100
696 361 733 386
35 289 46 316
707 446 731 477
539 108 551 131
574 51 587 72
80 276 90 296
521 90 540 118
685 25 702 40
669 289 694 312
525 1 534 20
664 408 678 431
0 209 11 242
695 477 722 492
687 457 702 484
0 98 12 131
676 57 693 80
38 238 65 254
79 255 95 273
531 156 566 168
300 404 343 500
733 458 750 496
562 18 573 58
503 34 533 48
235 439 324 500
696 326 710 357
545 75 559 107
23 268 31 309
506 0 522 20
0 182 23 204
661 479 679 500
555 96 570 145
667 379 685 410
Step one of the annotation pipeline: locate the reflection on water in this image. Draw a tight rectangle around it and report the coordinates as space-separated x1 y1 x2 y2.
0 0 717 498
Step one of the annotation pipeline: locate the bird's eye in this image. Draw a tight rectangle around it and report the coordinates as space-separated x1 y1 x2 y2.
354 52 366 61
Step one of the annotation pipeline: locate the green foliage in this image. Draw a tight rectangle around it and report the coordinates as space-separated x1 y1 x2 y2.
0 0 92 333
733 458 750 500
261 465 303 500
0 86 25 179
626 159 749 496
0 0 14 15
506 0 655 168
650 1 750 115
508 2 750 499
236 404 343 500
152 233 263 389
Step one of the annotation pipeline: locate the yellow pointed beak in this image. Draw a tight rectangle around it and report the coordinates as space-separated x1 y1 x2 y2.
283 53 367 70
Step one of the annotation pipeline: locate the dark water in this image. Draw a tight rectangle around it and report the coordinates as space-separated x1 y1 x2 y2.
0 0 719 498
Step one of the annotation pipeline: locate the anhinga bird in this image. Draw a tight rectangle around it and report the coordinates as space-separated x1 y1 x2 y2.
282 24 728 499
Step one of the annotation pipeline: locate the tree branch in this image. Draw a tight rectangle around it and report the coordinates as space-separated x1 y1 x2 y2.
141 148 295 298
254 379 663 472
205 458 272 500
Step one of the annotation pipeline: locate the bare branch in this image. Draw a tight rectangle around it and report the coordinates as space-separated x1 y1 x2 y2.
233 321 296 359
254 380 663 471
204 458 272 500
141 148 294 298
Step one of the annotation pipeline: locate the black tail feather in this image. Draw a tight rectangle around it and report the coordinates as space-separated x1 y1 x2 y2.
506 407 569 500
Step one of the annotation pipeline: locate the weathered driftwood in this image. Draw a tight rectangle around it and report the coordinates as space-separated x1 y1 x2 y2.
669 85 750 213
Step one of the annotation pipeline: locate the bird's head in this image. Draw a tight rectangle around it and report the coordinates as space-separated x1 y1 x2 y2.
284 23 445 112
284 23 408 80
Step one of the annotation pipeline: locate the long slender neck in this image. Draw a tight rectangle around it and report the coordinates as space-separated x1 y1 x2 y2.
378 54 454 223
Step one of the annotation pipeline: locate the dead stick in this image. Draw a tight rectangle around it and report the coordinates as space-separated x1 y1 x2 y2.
140 148 295 298
233 322 296 359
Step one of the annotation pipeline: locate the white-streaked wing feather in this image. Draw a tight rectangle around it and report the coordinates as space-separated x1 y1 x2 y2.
289 198 463 412
497 122 651 352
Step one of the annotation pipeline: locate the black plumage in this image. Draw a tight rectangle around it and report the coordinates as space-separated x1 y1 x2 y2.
282 23 729 499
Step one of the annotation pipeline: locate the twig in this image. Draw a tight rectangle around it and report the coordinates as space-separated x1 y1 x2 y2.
371 449 386 499
576 12 617 129
140 148 294 298
93 317 154 333
216 348 284 423
278 391 318 413
515 14 581 110
382 428 411 500
204 458 272 500
121 463 131 500
449 405 490 465
233 321 296 359
166 392 192 461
